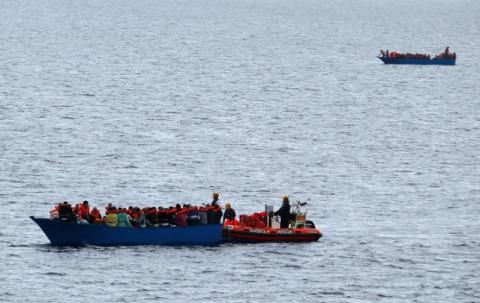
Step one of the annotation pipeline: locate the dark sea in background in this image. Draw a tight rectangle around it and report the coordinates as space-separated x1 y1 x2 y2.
1 0 479 302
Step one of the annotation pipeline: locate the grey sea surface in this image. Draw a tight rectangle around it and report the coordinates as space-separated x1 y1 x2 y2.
1 0 479 302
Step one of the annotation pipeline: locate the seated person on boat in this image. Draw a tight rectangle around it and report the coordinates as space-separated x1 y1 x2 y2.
223 202 239 226
47 192 225 228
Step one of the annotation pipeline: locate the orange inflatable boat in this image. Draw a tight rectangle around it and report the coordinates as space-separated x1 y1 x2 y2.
223 225 322 242
222 201 322 243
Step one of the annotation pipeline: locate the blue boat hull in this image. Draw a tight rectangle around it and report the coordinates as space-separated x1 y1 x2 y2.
30 216 223 246
378 57 455 65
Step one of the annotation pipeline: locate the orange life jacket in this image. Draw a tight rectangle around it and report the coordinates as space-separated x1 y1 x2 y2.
79 205 90 220
224 218 240 226
90 209 101 222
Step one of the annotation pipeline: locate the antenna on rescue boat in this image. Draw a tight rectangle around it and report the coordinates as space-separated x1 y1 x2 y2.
291 168 294 198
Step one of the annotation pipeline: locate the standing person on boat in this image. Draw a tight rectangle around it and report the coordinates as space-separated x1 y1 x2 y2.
274 195 291 229
211 192 220 207
223 202 236 223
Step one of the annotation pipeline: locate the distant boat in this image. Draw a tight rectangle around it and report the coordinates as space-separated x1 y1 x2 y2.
30 216 223 246
378 47 456 65
377 56 455 65
222 201 322 243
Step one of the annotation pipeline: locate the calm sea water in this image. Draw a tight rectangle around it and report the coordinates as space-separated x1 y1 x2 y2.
1 0 479 302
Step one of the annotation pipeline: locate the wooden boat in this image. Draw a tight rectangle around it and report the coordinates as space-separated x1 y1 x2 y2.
30 216 223 246
378 56 455 65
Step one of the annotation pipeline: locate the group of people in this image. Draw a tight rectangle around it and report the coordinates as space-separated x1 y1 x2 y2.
50 192 233 228
49 192 293 229
435 46 456 59
379 47 456 60
380 49 431 59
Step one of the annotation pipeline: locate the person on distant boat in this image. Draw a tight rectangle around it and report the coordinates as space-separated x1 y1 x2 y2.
274 195 291 229
89 207 102 224
175 203 182 212
50 204 59 220
146 207 159 227
158 207 170 227
73 203 80 217
116 208 132 228
58 201 75 222
127 206 134 218
214 204 223 223
211 192 220 207
78 201 90 224
131 207 146 227
104 208 118 227
187 206 201 225
168 207 177 226
386 50 389 58
223 202 236 223
105 203 115 215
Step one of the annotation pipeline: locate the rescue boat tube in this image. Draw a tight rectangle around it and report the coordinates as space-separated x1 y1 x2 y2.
223 225 322 243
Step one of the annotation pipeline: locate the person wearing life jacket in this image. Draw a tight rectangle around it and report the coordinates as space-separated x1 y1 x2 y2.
116 209 132 228
168 207 177 226
77 201 90 224
157 207 169 227
105 203 115 215
145 207 159 227
104 208 118 227
176 207 189 227
129 207 139 227
223 202 236 223
137 207 147 228
127 206 134 218
187 206 200 225
223 202 240 226
73 204 80 215
50 204 60 220
57 201 74 222
274 195 291 228
89 207 102 224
